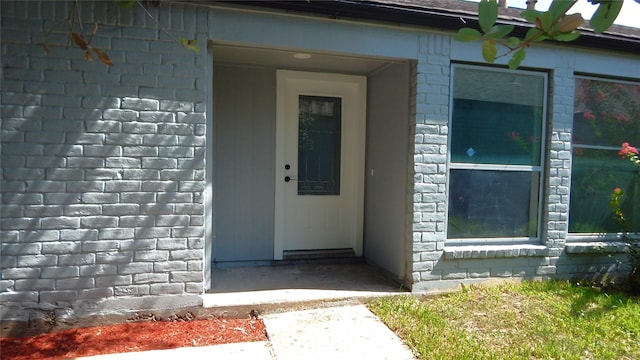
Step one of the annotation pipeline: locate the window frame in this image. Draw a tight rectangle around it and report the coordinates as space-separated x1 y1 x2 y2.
445 64 548 245
567 74 640 241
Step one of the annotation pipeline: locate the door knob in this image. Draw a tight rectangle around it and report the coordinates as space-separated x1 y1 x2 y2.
284 176 297 182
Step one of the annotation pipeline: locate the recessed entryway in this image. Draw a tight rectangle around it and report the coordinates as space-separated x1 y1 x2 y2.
209 43 412 286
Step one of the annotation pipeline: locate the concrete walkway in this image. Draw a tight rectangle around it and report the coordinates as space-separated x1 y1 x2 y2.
74 263 416 359
75 304 416 360
263 304 416 359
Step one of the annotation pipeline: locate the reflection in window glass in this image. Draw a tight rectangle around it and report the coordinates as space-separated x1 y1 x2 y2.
447 66 546 241
569 78 640 233
298 96 341 195
448 170 539 238
450 99 543 166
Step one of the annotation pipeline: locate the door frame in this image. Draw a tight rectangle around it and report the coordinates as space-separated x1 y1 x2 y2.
274 70 367 260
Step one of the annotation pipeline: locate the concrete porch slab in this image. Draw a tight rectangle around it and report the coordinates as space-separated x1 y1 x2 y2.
203 263 408 311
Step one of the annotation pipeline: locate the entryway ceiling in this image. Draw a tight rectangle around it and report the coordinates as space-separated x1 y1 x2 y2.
212 44 401 75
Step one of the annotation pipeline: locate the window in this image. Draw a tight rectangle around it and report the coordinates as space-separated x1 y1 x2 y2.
447 66 546 242
569 77 640 234
298 95 342 195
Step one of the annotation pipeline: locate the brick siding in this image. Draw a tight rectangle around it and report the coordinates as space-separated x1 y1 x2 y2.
1 0 635 323
0 0 207 323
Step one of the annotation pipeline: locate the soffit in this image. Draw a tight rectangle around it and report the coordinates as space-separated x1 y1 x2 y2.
212 44 400 75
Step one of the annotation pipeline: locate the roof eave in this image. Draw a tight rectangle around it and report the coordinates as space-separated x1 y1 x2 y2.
217 0 640 56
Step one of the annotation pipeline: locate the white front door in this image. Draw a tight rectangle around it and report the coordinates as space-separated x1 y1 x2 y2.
274 70 366 260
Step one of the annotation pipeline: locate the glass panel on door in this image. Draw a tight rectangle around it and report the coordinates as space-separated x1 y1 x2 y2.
297 95 342 195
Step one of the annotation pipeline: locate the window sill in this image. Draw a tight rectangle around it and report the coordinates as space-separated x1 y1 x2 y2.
443 244 547 260
565 242 630 254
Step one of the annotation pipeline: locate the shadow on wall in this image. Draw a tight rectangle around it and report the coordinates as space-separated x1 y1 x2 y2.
556 252 632 286
1 0 206 334
429 254 550 282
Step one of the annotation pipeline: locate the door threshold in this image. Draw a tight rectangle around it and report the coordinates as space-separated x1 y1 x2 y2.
283 248 355 260
213 255 362 269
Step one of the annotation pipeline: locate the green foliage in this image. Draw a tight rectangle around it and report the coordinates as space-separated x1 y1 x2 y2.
524 27 547 42
478 0 498 33
454 28 482 42
481 39 497 63
485 24 514 39
548 0 575 18
455 0 623 69
611 187 631 233
508 47 526 69
370 281 640 359
180 38 200 53
590 0 623 33
554 30 581 42
610 142 640 291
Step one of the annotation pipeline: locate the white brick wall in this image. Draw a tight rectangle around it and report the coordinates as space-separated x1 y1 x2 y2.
410 33 451 289
408 33 635 292
1 0 207 322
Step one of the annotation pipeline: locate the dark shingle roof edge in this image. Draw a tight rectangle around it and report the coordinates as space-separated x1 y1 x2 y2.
212 0 640 56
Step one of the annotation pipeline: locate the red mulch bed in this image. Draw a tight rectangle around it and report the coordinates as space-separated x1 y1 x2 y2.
0 318 267 360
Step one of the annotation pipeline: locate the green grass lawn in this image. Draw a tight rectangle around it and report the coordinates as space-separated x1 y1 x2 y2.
369 281 640 360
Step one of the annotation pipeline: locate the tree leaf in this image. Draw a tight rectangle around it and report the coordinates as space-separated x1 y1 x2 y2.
478 0 498 34
525 27 544 42
505 37 520 47
524 27 549 42
520 9 543 24
538 11 555 32
485 24 514 39
93 47 114 66
482 39 497 63
71 32 89 50
180 38 200 53
558 13 584 32
553 31 581 42
590 0 623 33
114 0 136 9
508 48 526 69
534 34 549 42
84 49 94 62
454 28 483 42
549 0 576 18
